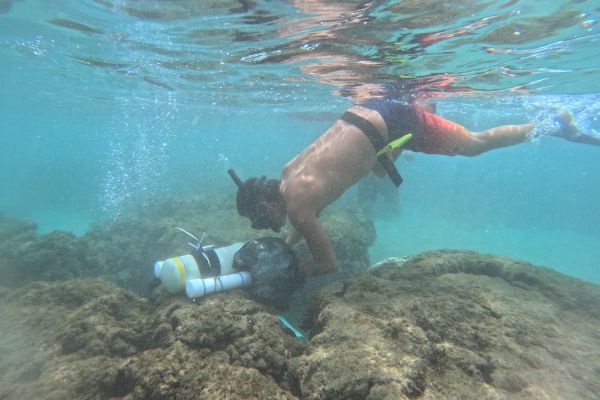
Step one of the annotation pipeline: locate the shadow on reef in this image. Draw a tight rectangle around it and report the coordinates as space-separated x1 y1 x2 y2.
1 250 599 399
0 191 375 301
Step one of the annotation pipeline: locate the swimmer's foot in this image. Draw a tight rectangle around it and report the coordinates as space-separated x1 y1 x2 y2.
552 110 600 146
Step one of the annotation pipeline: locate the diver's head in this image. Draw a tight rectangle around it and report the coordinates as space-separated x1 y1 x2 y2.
228 169 286 232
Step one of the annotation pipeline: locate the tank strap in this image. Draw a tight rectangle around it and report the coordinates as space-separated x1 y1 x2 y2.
192 248 221 277
339 111 403 187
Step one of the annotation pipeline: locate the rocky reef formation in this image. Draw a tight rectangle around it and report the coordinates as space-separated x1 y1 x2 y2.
0 192 375 296
1 249 599 399
0 279 305 399
295 250 600 399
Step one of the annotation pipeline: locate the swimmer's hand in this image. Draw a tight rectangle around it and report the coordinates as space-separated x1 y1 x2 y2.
285 228 302 247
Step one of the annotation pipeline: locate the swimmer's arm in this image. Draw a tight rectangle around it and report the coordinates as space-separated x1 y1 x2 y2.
288 210 336 276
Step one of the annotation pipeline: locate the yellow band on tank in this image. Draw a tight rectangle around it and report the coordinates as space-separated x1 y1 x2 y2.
173 257 187 287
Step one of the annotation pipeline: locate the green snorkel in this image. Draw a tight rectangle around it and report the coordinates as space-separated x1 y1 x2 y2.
376 133 413 157
375 132 412 186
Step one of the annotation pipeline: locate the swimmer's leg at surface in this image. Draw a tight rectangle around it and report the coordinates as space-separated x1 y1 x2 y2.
553 110 600 146
427 110 600 157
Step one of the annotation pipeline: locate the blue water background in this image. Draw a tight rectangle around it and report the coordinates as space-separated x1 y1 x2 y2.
1 0 599 283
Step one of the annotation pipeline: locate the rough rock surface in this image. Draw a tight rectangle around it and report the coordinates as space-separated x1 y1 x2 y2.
293 250 600 399
0 193 374 297
1 249 599 399
0 279 306 400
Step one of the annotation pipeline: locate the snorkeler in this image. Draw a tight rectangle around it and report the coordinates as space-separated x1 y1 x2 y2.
229 93 600 277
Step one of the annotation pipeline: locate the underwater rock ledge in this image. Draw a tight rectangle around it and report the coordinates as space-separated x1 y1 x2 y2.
1 249 599 400
296 250 600 399
0 193 375 295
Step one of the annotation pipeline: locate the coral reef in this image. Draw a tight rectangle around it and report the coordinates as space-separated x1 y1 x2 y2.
1 249 599 399
294 250 600 399
0 192 374 297
0 279 305 399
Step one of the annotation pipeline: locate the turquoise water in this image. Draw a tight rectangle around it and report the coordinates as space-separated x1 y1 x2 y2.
1 0 599 283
